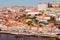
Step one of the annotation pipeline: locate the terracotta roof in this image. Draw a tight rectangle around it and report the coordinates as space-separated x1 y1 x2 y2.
31 7 38 12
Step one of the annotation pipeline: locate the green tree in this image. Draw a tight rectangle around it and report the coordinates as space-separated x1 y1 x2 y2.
26 21 32 25
0 29 1 31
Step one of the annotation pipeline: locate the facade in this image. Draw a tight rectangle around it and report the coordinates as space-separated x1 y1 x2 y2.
25 7 39 15
37 3 48 11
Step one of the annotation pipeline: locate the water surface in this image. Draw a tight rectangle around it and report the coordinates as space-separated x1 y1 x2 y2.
0 34 50 40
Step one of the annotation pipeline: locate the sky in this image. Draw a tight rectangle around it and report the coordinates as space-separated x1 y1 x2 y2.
0 0 60 8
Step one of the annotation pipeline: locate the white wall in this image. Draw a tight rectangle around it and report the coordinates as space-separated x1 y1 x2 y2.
38 3 48 11
27 12 39 15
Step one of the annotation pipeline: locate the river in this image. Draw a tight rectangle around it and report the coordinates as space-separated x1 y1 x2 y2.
0 34 57 40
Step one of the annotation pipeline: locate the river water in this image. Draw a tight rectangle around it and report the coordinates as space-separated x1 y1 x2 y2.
0 34 53 40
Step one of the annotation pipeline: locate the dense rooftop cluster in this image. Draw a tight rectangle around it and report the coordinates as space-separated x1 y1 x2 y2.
0 3 60 33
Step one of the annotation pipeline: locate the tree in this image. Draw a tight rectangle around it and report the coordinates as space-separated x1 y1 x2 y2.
48 3 52 8
0 29 1 31
26 21 32 25
47 16 56 23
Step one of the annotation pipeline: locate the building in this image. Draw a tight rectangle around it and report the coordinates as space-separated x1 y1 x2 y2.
37 2 48 11
25 7 39 15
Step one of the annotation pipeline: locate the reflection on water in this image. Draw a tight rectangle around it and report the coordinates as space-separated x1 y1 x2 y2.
0 34 50 40
0 34 18 40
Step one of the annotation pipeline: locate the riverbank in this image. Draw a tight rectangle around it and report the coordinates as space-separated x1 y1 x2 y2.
0 31 60 39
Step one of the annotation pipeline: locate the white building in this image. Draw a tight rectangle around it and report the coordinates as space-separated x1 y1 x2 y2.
25 7 39 15
47 8 60 17
36 16 50 22
0 24 7 31
38 3 48 11
27 12 39 15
